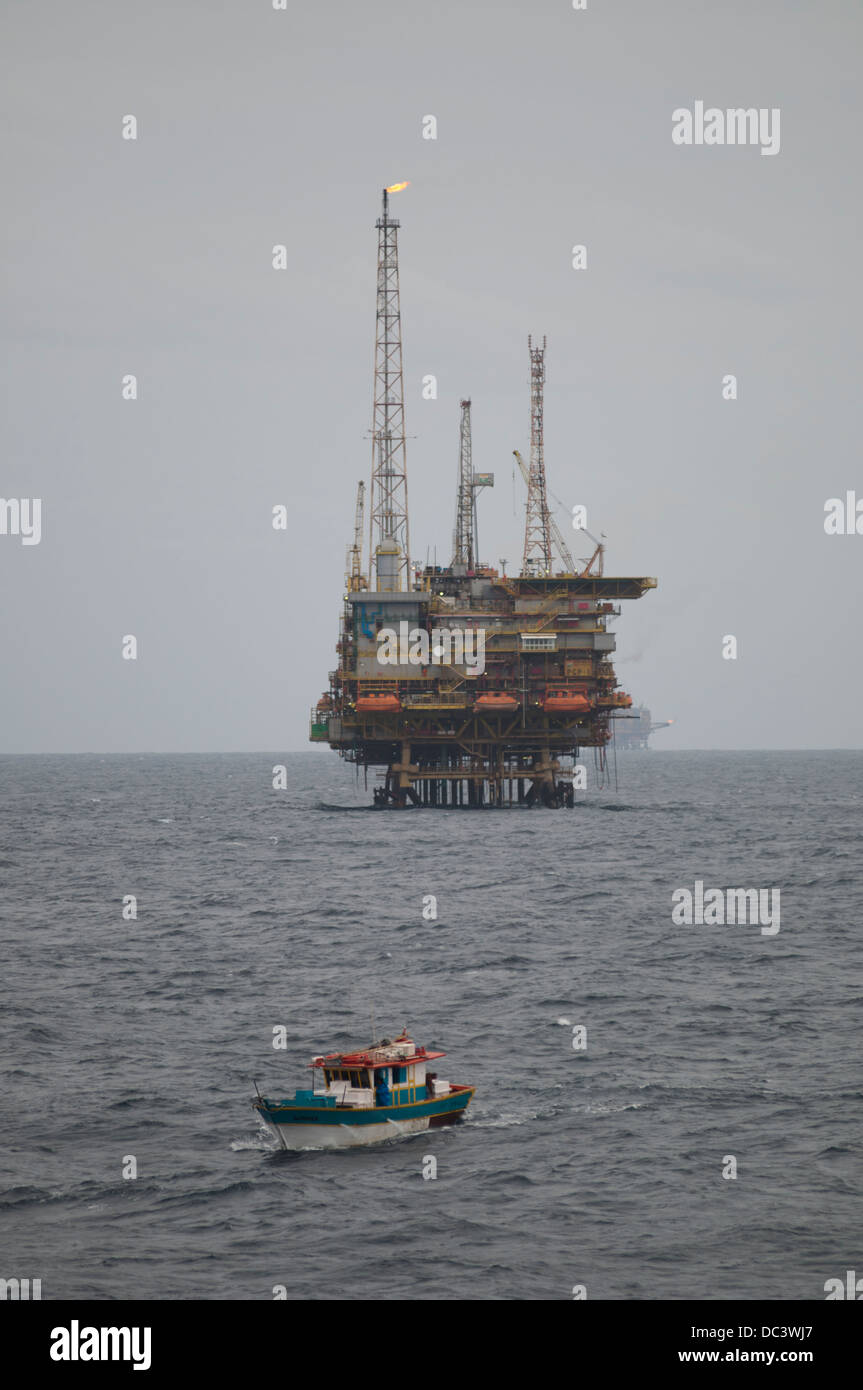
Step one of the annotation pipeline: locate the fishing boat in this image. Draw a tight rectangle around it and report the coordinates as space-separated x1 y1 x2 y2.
252 1029 475 1149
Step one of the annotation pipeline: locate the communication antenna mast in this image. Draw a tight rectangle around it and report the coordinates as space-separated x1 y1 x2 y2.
513 450 576 573
521 335 553 575
369 183 411 591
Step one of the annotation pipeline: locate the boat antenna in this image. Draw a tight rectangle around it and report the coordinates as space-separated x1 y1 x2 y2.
370 1006 376 1046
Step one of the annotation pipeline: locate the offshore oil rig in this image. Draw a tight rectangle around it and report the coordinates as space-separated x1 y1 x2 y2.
612 705 674 750
309 185 657 807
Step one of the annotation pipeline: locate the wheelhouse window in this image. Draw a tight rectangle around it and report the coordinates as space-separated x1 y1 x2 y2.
324 1067 370 1087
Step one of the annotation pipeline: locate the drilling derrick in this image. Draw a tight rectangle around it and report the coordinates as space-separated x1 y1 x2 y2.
521 336 553 577
453 397 484 571
309 189 657 808
452 399 493 574
369 185 410 592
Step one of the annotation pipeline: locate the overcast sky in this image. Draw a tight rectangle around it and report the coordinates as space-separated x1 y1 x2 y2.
2 0 861 752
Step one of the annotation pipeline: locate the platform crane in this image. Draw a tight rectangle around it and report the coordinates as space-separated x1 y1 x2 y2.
346 480 367 591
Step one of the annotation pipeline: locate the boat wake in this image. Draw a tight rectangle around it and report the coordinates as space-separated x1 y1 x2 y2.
578 1100 647 1116
472 1109 540 1130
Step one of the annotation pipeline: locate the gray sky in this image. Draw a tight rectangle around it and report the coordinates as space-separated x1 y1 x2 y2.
2 0 861 752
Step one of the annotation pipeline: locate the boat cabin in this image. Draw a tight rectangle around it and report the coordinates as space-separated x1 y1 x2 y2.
311 1032 449 1108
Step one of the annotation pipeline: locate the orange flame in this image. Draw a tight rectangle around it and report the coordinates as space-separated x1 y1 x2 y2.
385 181 410 193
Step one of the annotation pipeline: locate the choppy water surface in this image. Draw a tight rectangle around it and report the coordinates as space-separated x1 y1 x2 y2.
0 750 860 1300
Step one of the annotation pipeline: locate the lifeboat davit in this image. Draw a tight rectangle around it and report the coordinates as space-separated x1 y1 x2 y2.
474 693 519 713
542 690 591 714
356 692 401 713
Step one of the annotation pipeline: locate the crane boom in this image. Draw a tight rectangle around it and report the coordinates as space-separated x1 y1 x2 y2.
347 480 366 591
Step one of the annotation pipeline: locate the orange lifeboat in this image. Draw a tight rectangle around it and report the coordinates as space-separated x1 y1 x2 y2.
542 690 591 714
474 693 519 713
356 692 401 713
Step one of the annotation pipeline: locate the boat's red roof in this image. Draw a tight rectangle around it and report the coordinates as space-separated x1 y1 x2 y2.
310 1044 446 1070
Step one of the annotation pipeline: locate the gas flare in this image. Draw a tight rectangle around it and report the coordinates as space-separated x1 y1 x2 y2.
385 181 409 193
